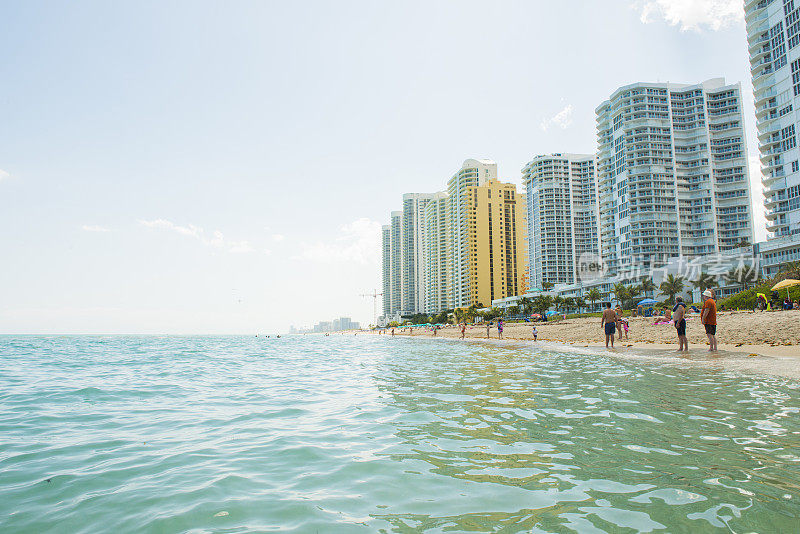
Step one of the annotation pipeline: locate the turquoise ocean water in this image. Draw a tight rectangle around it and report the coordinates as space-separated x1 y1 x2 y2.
1 335 799 533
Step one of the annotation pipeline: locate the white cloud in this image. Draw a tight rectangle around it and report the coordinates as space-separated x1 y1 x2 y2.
0 169 9 182
138 218 253 253
540 104 574 131
633 0 742 32
272 233 285 242
229 241 254 254
81 224 110 232
299 218 381 264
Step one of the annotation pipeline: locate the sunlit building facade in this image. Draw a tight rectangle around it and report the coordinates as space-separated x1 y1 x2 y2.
523 153 599 289
401 193 435 315
423 191 450 314
745 0 800 238
447 159 497 307
596 78 754 276
464 179 527 307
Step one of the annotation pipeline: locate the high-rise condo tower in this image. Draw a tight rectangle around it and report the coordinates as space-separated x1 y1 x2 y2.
596 78 754 276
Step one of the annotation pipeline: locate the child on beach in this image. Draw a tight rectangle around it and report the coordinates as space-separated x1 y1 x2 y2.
460 324 466 339
532 325 537 341
621 318 629 339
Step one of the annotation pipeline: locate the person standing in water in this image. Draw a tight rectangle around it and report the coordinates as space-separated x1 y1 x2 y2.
497 319 504 339
673 296 688 352
460 323 466 339
532 325 537 341
700 289 717 352
601 302 617 348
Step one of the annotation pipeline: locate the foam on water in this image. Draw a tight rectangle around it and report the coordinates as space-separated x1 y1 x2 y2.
1 335 799 532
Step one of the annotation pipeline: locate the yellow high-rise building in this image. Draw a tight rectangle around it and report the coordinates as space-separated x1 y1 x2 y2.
465 179 527 307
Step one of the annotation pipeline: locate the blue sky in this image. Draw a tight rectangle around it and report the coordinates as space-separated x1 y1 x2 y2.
0 0 760 333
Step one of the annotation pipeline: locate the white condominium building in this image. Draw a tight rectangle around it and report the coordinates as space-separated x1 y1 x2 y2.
423 192 450 313
381 224 391 316
596 78 754 276
401 193 435 315
746 0 800 238
523 153 599 289
389 211 403 315
447 158 497 307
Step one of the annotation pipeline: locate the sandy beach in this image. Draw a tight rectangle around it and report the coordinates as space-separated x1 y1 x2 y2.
389 310 800 359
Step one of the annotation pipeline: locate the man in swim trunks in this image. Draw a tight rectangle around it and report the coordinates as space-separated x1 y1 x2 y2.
460 323 466 339
601 302 617 348
673 296 688 352
700 289 717 352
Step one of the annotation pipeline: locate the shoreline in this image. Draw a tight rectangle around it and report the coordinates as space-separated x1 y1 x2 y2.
375 313 800 379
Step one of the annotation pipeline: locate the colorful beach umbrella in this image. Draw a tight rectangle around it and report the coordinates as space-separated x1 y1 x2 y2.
771 279 800 291
771 278 800 300
637 298 658 306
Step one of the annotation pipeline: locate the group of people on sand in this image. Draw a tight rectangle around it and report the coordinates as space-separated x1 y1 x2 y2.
601 289 718 351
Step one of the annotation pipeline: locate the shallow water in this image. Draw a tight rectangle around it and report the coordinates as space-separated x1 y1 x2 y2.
1 335 799 533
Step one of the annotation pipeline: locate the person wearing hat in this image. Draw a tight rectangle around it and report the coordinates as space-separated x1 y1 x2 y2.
700 289 718 352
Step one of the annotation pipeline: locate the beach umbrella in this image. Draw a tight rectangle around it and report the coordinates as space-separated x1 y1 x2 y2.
637 298 658 306
771 278 800 299
771 278 800 291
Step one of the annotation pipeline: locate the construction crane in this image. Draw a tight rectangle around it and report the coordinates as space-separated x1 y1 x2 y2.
359 290 383 327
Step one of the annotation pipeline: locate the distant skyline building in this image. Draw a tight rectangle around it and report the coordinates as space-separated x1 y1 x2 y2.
388 211 402 315
523 153 599 289
381 224 391 317
745 0 800 238
464 178 527 306
447 159 497 308
423 191 450 313
401 193 435 315
296 317 360 334
596 78 754 276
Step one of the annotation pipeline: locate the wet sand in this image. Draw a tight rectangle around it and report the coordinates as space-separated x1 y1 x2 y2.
382 310 800 377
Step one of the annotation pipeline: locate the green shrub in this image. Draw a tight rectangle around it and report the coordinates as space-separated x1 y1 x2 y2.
720 283 800 310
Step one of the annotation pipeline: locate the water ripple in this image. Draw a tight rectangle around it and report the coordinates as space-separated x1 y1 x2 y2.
0 335 799 532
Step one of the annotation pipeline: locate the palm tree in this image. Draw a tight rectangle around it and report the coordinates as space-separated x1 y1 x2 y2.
724 268 746 291
639 278 657 299
542 281 555 291
532 295 553 316
552 296 565 314
659 274 685 302
692 273 715 294
586 288 602 311
507 305 520 318
466 304 479 323
574 296 586 312
780 260 800 280
612 282 630 307
519 297 533 316
629 283 641 298
563 297 576 313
